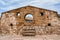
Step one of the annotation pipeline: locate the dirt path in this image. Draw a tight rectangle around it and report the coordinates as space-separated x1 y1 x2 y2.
0 34 60 40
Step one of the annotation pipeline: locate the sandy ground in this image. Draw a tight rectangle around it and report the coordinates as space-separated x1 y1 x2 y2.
0 34 60 40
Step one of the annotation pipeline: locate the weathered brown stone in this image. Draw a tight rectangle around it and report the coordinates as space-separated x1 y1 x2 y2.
0 6 60 36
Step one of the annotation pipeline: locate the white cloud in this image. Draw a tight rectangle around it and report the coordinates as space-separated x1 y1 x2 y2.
0 0 20 5
0 0 60 14
0 4 28 11
29 0 60 14
0 0 29 11
0 0 5 5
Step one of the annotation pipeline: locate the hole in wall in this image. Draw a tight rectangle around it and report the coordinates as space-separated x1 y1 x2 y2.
10 23 13 26
24 13 33 22
40 12 44 16
16 12 20 16
48 23 51 26
10 23 13 29
47 16 48 18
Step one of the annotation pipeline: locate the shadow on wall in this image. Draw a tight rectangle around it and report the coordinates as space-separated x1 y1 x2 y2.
58 14 60 18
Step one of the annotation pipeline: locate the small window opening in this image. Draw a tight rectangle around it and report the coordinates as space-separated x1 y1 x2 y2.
10 23 13 29
47 16 48 18
41 12 43 16
17 12 20 16
10 24 13 26
25 13 33 22
48 23 51 26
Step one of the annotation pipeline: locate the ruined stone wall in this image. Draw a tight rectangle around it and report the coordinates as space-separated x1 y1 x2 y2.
0 6 60 35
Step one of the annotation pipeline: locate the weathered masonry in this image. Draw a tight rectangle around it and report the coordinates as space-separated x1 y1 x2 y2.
0 6 60 36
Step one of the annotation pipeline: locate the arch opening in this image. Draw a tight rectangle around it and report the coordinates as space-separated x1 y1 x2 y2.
24 14 33 22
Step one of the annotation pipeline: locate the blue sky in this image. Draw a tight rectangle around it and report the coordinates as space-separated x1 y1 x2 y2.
0 0 60 17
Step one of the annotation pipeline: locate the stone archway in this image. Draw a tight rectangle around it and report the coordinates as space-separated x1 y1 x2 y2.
24 13 33 22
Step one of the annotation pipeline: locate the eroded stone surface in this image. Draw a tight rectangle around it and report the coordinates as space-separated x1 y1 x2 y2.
0 6 60 35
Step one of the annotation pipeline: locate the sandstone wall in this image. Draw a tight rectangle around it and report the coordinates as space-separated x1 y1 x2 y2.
0 6 60 35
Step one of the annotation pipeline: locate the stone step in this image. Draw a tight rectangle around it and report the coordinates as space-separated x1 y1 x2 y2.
22 29 36 36
22 32 36 36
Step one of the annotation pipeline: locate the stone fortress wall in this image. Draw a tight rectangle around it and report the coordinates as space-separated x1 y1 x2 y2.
0 6 60 36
